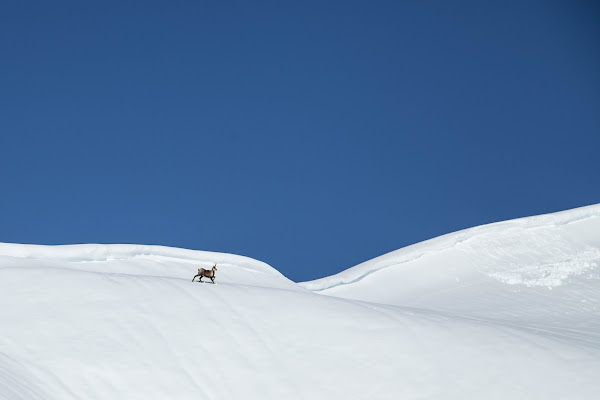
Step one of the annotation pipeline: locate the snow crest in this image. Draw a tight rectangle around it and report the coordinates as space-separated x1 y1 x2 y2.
2 205 600 399
302 204 600 292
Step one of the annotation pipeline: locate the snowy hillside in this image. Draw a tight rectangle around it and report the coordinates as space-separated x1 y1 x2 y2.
2 205 600 399
302 204 600 346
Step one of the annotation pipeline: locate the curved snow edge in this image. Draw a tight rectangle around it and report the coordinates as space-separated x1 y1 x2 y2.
0 243 282 277
300 203 600 291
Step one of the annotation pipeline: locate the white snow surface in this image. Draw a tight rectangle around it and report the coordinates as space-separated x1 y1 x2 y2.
2 204 600 399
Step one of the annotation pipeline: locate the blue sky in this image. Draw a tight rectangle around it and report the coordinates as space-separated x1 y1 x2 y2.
1 0 599 282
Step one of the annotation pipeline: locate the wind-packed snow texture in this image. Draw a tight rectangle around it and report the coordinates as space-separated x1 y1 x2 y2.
2 205 600 399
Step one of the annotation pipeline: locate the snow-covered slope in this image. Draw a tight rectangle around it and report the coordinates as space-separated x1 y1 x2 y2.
302 204 600 345
2 205 600 399
0 243 299 291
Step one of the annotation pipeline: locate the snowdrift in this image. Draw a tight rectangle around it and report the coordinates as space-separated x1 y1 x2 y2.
0 243 298 291
1 205 600 399
301 205 600 337
303 204 600 293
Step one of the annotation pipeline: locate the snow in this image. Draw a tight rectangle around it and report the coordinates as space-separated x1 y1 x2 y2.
2 205 600 399
302 204 600 355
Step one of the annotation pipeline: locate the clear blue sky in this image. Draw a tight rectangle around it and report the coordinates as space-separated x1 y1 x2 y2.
1 0 598 282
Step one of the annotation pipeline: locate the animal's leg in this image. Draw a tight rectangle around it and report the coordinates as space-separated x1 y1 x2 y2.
199 276 203 282
211 276 215 284
192 274 199 282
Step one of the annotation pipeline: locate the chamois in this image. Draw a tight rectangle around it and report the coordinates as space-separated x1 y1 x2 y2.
192 264 217 283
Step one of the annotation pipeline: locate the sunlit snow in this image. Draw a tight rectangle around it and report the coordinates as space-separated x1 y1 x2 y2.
1 205 600 399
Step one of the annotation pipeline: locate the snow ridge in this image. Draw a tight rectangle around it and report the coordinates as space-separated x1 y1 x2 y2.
1 204 600 399
0 243 279 276
301 204 600 292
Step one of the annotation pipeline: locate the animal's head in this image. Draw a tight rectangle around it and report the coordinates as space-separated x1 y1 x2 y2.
212 264 218 271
